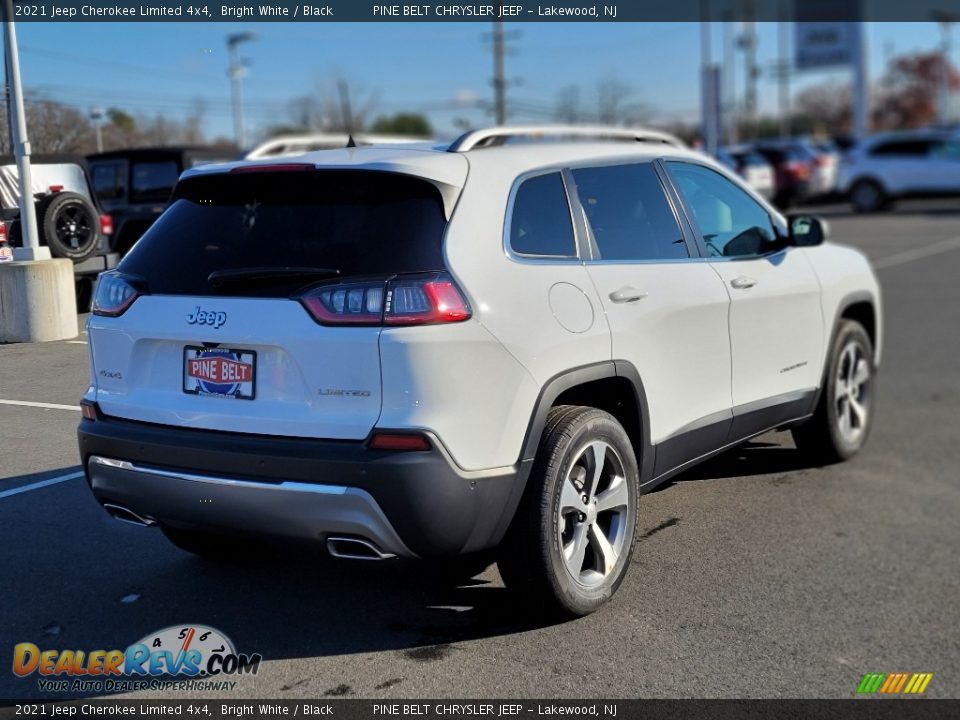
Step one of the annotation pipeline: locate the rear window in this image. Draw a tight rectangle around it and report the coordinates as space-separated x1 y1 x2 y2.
91 162 126 202
742 152 768 167
119 170 448 297
131 161 179 203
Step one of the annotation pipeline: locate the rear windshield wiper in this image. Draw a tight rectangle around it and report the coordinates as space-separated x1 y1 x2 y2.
207 267 340 289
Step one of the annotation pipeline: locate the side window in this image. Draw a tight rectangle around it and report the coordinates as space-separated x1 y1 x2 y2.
91 162 126 202
666 162 779 259
869 140 931 158
131 161 179 203
571 163 687 261
930 140 960 159
509 173 577 258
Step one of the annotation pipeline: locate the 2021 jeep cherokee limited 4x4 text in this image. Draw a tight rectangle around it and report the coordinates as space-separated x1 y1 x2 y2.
78 126 881 617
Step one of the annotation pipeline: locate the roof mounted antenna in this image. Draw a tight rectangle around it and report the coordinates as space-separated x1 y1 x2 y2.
346 135 357 148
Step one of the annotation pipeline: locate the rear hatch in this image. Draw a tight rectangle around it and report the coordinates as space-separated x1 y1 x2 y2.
88 167 455 439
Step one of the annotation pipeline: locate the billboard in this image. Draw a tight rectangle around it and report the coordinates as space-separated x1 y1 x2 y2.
795 21 856 70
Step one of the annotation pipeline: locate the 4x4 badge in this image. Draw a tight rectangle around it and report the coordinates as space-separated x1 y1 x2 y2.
186 306 227 329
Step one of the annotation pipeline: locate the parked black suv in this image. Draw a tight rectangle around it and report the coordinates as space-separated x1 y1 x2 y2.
88 147 236 256
2 154 117 307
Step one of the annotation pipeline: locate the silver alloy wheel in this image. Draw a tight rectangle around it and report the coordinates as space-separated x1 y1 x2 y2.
556 440 631 587
835 340 871 444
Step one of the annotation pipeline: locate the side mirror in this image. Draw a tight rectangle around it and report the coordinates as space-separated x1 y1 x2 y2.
788 215 828 247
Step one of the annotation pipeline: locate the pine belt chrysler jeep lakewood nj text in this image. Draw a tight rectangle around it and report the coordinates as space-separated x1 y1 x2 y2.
78 126 882 617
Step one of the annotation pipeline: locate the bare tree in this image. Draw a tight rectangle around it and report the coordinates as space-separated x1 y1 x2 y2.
6 101 93 153
596 75 632 125
277 75 379 135
316 75 379 133
554 85 583 123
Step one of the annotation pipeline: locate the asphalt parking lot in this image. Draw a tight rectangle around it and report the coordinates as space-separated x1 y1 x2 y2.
2 199 959 700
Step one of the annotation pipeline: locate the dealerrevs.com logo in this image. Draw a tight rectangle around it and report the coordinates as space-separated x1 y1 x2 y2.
13 624 262 693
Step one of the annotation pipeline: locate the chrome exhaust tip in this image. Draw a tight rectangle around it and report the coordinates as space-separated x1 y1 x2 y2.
326 536 396 561
102 503 157 528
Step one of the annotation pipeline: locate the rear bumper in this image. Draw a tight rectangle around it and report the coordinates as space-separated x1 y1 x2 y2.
74 252 119 277
78 414 531 558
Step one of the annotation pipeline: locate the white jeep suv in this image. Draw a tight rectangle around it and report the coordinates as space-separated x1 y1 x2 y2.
79 126 881 617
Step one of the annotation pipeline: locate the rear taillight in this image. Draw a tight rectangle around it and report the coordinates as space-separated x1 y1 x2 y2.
80 401 99 421
787 161 811 181
99 214 113 235
0 221 6 242
300 273 471 327
92 272 141 317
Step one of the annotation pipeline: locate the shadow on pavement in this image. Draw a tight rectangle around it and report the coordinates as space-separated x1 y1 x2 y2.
0 466 558 700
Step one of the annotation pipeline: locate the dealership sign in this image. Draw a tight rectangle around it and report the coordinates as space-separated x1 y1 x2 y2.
795 21 856 70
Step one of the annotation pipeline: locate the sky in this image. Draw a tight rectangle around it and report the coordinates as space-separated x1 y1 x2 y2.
12 21 949 146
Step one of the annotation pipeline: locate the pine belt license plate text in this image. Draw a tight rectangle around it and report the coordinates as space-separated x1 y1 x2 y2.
183 346 257 400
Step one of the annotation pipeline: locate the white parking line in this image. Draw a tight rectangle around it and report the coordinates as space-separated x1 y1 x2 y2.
0 399 81 411
0 471 84 500
67 340 88 345
873 237 960 270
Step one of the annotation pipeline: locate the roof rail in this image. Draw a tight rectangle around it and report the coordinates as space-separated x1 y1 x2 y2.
447 125 684 152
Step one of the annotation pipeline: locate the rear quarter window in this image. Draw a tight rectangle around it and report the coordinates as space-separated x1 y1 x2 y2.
509 172 577 258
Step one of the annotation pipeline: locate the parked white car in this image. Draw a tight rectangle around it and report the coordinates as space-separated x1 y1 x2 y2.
79 126 881 617
716 146 776 199
837 130 960 212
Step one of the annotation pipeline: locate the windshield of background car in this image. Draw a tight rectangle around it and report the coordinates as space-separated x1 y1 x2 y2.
118 169 448 297
91 162 127 204
130 160 180 203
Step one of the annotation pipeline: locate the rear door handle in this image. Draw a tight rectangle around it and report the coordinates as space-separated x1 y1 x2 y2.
609 287 647 304
730 276 758 290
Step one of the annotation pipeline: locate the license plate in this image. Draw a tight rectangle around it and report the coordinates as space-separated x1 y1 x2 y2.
183 346 257 400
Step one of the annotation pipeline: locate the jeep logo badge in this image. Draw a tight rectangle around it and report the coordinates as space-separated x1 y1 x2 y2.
187 306 227 329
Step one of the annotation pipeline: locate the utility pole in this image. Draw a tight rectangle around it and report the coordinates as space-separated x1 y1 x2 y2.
850 21 868 140
3 0 44 261
740 15 757 140
723 16 737 145
934 15 957 124
778 7 790 140
492 3 507 125
227 32 256 150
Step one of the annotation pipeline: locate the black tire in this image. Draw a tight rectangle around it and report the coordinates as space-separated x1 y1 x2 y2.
497 405 639 618
162 526 270 561
75 276 94 313
793 320 876 464
37 192 100 262
849 180 888 214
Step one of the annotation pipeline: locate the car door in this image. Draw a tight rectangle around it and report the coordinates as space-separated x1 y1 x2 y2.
571 161 734 481
664 160 824 439
926 138 960 192
867 139 935 193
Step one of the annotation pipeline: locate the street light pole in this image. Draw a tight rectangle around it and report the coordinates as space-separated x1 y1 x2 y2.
227 32 256 150
90 106 104 153
2 0 46 261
